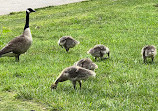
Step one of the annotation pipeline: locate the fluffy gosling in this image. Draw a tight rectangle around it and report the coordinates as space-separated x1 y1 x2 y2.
51 66 96 90
87 44 110 60
141 45 157 63
74 58 98 71
58 36 79 52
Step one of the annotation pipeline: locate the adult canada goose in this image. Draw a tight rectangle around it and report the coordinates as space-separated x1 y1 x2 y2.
87 44 110 60
58 36 79 52
74 58 98 71
141 45 157 63
0 8 35 62
51 66 96 90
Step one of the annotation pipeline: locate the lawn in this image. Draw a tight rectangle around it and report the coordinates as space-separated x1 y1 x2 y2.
0 0 158 110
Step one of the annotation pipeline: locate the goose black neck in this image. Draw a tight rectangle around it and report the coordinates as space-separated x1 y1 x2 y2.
24 12 30 30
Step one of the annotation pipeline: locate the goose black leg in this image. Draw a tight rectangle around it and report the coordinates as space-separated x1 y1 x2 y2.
15 54 20 62
152 57 154 63
100 53 104 60
78 81 82 90
66 48 69 52
143 56 146 63
95 57 97 61
72 81 76 90
108 52 110 58
143 51 146 63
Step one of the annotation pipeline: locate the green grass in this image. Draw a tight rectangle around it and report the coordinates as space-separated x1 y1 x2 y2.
0 0 158 110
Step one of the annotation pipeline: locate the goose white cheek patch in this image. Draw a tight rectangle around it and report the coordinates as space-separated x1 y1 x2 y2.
26 10 30 13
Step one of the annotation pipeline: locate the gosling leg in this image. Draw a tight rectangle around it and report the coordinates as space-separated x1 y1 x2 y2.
72 81 76 90
15 54 20 62
143 56 146 63
78 81 82 90
108 52 110 58
66 48 69 52
152 57 154 63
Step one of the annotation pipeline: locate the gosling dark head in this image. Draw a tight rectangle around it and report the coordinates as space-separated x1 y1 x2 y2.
51 84 57 90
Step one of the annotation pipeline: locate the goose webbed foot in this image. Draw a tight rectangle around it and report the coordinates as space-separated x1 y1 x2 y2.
100 57 107 60
66 48 69 52
103 57 108 60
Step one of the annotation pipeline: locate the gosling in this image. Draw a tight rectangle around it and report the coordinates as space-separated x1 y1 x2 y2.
87 44 110 60
58 36 79 52
141 45 157 63
51 66 96 90
0 8 35 62
74 58 98 71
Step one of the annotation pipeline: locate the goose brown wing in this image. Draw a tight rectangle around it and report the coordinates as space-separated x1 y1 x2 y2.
0 35 25 55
